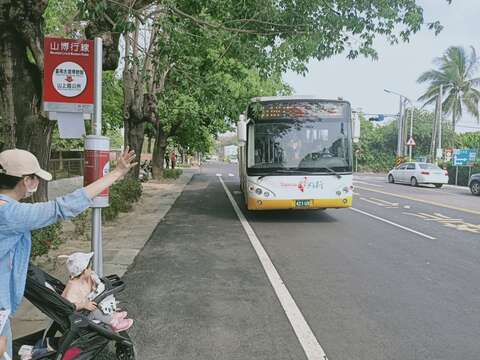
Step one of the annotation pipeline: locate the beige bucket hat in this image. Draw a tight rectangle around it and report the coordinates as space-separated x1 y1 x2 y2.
0 149 52 181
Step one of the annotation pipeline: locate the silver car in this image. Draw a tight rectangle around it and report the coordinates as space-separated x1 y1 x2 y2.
388 162 449 188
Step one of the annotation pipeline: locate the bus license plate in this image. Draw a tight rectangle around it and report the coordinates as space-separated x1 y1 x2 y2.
295 200 311 208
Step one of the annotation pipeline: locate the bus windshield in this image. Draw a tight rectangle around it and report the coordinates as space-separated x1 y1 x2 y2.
246 100 351 174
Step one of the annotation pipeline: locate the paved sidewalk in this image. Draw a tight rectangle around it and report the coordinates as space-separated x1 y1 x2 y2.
12 169 196 339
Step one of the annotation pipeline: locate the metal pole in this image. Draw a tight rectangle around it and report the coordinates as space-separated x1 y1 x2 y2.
455 166 459 186
437 85 443 157
408 103 414 161
92 37 103 276
431 94 439 162
397 97 404 156
403 100 409 157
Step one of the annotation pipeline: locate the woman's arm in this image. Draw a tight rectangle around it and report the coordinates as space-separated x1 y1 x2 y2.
3 149 137 232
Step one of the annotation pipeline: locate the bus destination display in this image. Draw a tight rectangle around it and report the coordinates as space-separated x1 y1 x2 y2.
252 101 344 120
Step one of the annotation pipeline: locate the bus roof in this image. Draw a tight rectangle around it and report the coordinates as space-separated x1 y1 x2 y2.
250 96 350 104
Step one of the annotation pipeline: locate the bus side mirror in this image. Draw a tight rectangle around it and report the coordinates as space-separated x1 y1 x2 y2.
237 114 247 145
352 113 360 143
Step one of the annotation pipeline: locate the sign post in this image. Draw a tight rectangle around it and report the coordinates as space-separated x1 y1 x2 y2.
43 36 108 276
406 137 416 161
90 37 106 276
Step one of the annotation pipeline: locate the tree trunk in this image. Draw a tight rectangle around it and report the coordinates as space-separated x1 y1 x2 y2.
152 127 167 179
124 117 145 179
0 1 52 201
147 136 152 153
452 108 456 135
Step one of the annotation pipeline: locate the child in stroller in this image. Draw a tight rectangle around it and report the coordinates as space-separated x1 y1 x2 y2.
61 252 133 333
12 263 135 360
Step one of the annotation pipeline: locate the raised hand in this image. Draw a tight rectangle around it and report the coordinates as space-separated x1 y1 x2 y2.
115 147 138 178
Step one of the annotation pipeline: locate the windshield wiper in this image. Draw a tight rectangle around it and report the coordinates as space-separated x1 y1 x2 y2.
319 167 342 179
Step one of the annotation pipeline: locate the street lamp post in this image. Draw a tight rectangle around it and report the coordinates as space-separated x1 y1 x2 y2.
384 89 415 161
408 103 414 160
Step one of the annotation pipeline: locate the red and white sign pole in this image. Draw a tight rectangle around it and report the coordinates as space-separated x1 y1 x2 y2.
89 37 108 276
43 36 108 276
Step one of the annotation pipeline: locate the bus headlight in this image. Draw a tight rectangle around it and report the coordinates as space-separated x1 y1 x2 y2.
249 185 255 192
343 186 349 193
255 188 263 195
264 191 270 197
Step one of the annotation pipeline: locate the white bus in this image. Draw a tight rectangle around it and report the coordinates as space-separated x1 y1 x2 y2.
237 96 359 210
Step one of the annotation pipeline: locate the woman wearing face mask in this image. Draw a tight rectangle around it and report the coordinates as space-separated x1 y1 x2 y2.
0 148 137 358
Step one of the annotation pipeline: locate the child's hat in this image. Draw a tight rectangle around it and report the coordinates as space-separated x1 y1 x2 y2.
63 252 94 277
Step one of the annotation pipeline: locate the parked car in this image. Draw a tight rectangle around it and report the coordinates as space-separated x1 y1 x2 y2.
387 162 449 187
468 173 480 195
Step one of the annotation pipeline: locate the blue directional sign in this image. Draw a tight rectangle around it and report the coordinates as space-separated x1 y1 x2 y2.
453 149 477 166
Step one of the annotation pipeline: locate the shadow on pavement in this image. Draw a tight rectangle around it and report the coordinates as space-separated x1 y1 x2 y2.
244 207 341 224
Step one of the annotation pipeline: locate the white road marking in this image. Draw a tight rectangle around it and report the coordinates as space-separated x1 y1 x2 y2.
403 212 428 219
360 197 386 207
403 205 411 209
350 208 436 240
216 173 222 177
404 211 480 234
353 180 384 188
218 176 329 360
370 198 399 207
433 212 450 219
355 186 480 216
228 173 235 177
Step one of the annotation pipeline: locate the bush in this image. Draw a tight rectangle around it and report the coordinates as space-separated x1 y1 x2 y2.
163 169 183 179
31 223 63 258
102 177 143 221
446 164 480 186
71 209 91 240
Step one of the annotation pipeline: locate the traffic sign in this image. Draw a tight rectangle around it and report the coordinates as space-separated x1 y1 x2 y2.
453 149 477 166
43 37 94 113
406 137 416 146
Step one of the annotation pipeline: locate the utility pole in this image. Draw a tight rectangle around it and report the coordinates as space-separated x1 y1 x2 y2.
431 94 439 162
408 104 414 161
397 97 404 156
385 89 414 159
437 84 443 160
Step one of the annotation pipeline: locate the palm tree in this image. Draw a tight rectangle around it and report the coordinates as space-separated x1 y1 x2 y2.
417 46 480 132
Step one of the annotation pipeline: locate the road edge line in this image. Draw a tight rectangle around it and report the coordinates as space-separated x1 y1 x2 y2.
218 175 329 360
355 186 480 216
350 207 436 240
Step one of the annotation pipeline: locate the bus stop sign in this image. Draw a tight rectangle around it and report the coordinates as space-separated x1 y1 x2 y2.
43 37 94 113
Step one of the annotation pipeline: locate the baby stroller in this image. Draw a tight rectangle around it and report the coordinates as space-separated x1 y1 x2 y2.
13 264 135 360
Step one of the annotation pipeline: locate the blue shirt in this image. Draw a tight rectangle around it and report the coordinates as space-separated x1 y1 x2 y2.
0 188 92 314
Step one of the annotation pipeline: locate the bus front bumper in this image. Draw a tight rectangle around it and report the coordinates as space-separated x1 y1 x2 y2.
247 197 353 210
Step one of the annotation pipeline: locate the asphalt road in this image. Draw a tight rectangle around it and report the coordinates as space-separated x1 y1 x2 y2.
119 163 480 360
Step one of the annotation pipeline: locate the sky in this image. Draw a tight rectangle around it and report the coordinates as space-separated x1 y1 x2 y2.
283 0 480 133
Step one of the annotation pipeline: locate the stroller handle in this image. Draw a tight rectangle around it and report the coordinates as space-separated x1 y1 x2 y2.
92 274 126 304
